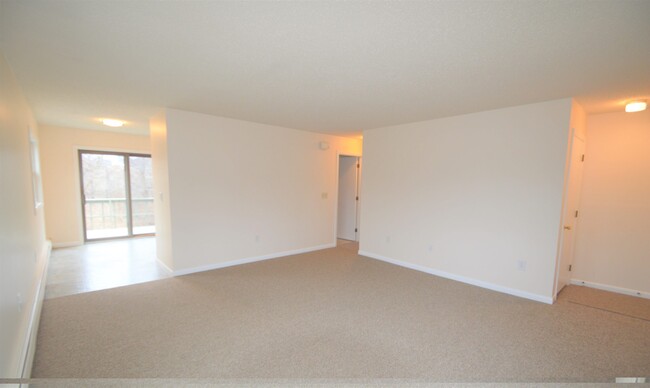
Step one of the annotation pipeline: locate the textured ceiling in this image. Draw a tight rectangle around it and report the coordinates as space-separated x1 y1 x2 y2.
1 1 649 136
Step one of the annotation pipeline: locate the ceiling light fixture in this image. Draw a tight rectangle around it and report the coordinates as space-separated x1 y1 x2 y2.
102 119 124 127
625 100 647 113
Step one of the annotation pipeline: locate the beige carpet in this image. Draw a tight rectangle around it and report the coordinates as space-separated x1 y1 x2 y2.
32 246 650 382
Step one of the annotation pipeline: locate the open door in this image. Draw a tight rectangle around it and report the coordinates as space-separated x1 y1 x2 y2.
337 155 360 241
555 131 586 296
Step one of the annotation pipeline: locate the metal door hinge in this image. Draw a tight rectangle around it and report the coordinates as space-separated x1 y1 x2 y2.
355 228 358 232
569 264 572 271
574 210 579 218
581 154 585 162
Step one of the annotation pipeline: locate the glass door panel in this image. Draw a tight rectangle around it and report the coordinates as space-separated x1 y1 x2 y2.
129 156 155 235
81 153 129 240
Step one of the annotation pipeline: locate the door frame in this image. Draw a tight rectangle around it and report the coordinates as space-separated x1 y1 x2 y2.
553 129 586 299
78 149 154 243
334 152 362 244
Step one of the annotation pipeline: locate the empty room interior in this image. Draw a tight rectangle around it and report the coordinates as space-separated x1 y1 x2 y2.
1 0 649 384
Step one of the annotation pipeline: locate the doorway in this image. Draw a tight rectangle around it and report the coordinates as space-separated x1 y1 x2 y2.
554 131 586 297
79 150 155 241
337 155 360 242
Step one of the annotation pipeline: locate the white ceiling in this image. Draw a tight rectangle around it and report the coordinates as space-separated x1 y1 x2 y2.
1 1 649 136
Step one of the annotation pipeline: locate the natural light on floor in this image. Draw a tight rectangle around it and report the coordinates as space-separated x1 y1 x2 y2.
86 225 156 240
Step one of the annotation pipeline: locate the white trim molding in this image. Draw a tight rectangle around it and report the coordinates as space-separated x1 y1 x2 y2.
155 258 174 275
52 241 83 249
359 250 554 305
173 243 336 277
570 279 650 300
20 240 52 378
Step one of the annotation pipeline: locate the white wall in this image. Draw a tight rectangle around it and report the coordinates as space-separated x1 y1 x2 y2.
359 99 574 303
38 125 150 246
150 112 174 271
572 109 650 296
0 53 49 377
157 109 362 273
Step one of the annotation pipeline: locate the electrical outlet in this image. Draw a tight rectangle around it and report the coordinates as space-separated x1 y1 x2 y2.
516 260 527 272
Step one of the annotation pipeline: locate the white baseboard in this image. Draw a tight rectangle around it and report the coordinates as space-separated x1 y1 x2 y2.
173 243 337 277
51 241 82 249
20 240 52 378
156 258 174 275
570 278 650 300
358 250 554 305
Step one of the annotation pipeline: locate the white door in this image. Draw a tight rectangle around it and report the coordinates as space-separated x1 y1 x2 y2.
555 133 586 296
337 156 359 241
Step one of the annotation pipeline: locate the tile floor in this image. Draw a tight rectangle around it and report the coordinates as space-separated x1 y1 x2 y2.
46 238 358 299
45 236 170 299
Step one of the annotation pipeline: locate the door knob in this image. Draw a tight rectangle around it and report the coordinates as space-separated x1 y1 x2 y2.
564 226 572 230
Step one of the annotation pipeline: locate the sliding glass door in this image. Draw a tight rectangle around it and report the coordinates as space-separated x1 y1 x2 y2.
128 155 155 236
79 151 155 241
